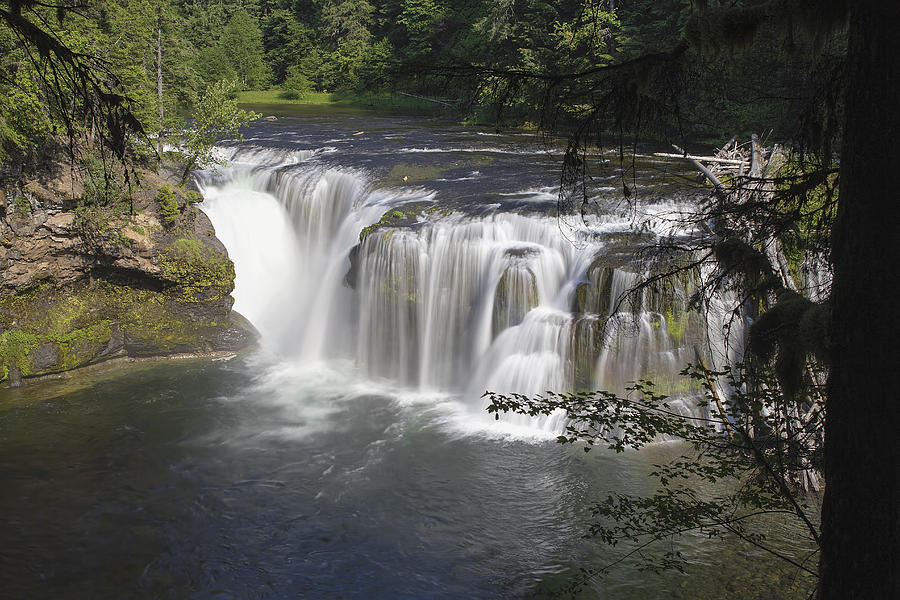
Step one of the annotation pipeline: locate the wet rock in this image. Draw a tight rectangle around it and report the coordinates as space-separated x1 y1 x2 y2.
343 244 360 289
7 365 21 387
213 311 259 352
492 264 538 335
30 343 60 372
571 262 615 316
0 162 257 386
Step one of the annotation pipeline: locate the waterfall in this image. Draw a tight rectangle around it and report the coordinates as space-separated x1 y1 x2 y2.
199 144 742 433
198 182 307 353
357 215 573 391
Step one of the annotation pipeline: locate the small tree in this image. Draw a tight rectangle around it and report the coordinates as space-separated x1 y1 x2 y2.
156 184 179 227
279 65 312 100
179 80 259 184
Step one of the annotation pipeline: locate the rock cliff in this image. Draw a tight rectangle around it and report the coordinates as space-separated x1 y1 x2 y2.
0 158 256 386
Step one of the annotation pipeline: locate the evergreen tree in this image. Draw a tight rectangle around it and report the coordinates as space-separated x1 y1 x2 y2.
262 8 313 83
319 0 374 46
397 0 446 61
219 9 271 88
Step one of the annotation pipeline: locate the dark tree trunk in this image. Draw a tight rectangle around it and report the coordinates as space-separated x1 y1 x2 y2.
820 1 900 597
156 2 165 156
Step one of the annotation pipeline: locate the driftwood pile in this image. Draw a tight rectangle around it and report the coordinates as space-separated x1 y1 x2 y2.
655 135 797 293
656 136 825 494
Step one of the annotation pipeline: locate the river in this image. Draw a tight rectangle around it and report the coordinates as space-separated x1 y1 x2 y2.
0 110 814 599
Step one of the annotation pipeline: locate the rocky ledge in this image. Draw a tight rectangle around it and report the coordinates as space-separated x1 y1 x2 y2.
0 158 256 387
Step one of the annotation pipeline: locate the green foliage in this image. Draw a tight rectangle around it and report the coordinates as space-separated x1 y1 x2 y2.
262 9 314 83
0 0 147 166
0 0 206 169
13 194 31 217
484 363 822 592
279 65 312 100
0 0 848 157
0 48 53 160
196 44 239 88
551 2 622 71
351 38 394 93
319 0 375 47
180 79 260 182
219 9 271 89
193 6 273 90
397 0 446 60
772 156 839 272
156 184 180 228
73 202 133 251
80 152 129 208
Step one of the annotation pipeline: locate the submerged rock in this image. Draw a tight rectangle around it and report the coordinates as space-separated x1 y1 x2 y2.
492 264 539 336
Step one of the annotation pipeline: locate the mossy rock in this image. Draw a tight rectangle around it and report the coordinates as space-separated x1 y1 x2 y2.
0 276 255 385
492 265 538 336
156 235 235 303
358 203 440 243
571 261 615 316
571 316 604 390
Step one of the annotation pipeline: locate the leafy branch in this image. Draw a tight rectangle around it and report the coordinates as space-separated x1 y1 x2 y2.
483 362 822 592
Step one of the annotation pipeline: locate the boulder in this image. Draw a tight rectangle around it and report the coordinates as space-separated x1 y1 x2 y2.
0 164 257 386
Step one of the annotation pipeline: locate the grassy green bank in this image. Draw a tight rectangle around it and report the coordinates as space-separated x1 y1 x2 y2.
237 90 450 116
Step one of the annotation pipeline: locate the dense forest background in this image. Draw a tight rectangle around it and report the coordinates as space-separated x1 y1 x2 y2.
1 0 846 164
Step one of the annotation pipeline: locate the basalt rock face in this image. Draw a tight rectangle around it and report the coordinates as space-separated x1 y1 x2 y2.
0 162 257 386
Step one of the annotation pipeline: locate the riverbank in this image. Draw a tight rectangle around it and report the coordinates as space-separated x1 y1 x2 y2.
237 89 449 114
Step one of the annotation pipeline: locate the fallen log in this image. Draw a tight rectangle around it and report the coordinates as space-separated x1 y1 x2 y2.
671 144 730 201
653 152 746 166
397 92 456 107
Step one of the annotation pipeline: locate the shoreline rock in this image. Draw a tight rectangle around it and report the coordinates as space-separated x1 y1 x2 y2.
0 157 258 387
4 339 256 390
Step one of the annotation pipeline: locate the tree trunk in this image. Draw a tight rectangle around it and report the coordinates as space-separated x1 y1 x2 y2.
820 1 900 597
156 3 164 156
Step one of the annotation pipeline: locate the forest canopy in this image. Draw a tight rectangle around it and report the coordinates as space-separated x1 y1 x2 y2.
0 0 849 164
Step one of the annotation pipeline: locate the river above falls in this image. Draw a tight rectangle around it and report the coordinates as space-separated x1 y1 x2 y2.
0 113 813 598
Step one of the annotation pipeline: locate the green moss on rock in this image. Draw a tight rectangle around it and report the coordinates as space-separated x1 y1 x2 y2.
664 308 689 346
0 330 41 377
0 288 115 380
359 209 411 242
0 273 253 384
157 236 235 302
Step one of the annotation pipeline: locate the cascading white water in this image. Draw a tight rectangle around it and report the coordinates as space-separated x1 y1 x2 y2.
198 181 307 354
357 214 575 391
199 144 743 433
